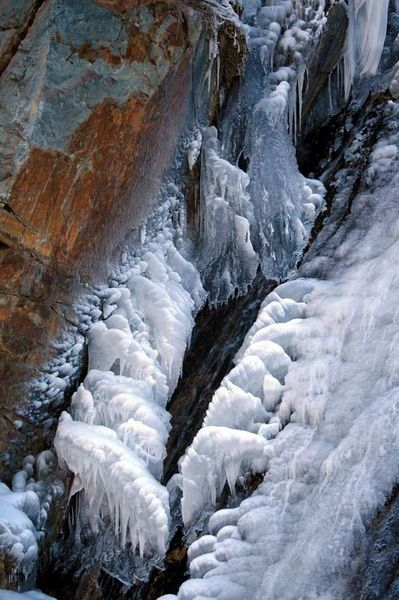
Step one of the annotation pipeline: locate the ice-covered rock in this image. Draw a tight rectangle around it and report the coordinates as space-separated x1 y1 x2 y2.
54 195 206 559
180 279 314 524
0 591 56 599
170 99 399 600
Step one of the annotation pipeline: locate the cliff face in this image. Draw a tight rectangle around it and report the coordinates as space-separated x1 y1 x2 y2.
0 0 199 460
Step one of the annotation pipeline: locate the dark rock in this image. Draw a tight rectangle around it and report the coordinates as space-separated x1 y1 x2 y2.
302 2 348 125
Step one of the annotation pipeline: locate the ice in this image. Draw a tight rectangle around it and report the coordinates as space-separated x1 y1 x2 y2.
0 492 39 578
55 413 169 556
117 420 167 479
204 384 268 432
190 3 327 301
0 592 56 600
391 67 399 98
187 535 217 562
198 127 258 301
343 0 390 98
0 449 62 581
187 129 202 171
203 1 326 291
54 195 205 560
170 100 399 600
180 280 312 525
6 0 393 590
180 427 269 524
243 8 326 277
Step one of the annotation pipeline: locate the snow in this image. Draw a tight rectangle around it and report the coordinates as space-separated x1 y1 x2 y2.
167 99 399 600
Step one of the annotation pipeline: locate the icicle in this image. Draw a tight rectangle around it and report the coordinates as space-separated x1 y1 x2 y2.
297 63 307 135
343 0 389 99
328 71 333 112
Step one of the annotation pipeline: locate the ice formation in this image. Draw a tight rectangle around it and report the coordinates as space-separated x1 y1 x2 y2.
55 414 169 555
343 0 390 98
239 1 325 276
0 592 56 600
163 100 399 600
0 453 62 580
198 0 326 296
198 127 258 300
180 279 314 524
54 194 206 557
2 0 394 596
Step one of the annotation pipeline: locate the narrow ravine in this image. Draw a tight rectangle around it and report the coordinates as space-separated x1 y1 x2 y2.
163 274 276 482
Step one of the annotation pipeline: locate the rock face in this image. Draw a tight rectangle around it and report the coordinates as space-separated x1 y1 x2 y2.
301 1 348 125
0 0 200 462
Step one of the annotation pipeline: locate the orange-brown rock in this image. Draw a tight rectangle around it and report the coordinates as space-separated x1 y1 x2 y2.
0 0 201 471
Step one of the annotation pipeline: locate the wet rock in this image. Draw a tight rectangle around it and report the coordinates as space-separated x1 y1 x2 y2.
301 2 348 129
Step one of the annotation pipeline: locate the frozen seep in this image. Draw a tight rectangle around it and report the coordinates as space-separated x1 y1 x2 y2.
198 127 258 301
180 279 316 525
55 197 206 558
343 0 390 98
163 102 399 600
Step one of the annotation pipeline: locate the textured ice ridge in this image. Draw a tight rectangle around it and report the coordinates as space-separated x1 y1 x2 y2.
179 278 316 526
54 195 206 558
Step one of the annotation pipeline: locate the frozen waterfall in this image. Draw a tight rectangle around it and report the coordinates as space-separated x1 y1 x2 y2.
0 0 395 597
164 74 399 600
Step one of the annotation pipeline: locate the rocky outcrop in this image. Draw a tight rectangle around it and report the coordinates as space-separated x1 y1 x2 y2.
0 0 202 467
301 1 348 124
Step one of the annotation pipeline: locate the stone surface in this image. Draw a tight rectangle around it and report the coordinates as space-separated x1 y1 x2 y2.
0 0 201 467
301 2 348 129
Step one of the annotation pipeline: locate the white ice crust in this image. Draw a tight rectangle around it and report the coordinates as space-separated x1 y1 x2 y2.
164 100 399 600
